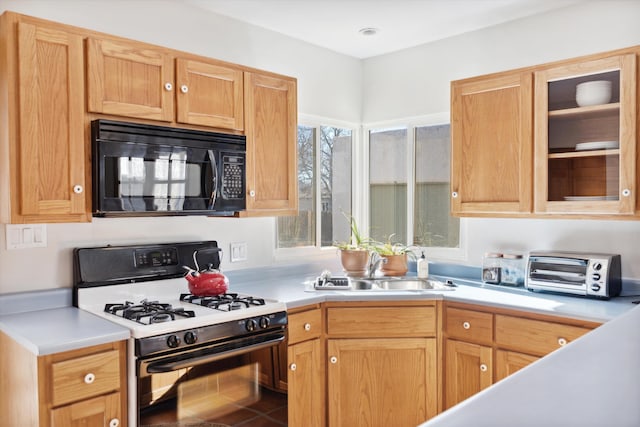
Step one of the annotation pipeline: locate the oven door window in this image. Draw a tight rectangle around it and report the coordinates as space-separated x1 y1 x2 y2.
101 142 214 212
139 354 280 425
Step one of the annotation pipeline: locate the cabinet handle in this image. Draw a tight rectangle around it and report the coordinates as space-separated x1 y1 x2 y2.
73 185 83 194
84 373 95 384
462 321 470 330
557 337 568 346
451 191 458 198
164 82 173 91
180 85 189 94
289 363 297 371
249 190 256 197
480 364 488 372
109 419 120 427
330 356 337 364
622 188 631 197
304 323 311 331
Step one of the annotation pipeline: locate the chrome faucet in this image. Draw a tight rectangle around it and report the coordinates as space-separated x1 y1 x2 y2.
367 253 387 278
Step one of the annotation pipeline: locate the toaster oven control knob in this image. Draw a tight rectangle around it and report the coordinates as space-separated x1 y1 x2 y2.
184 331 197 345
593 262 602 271
167 334 180 348
591 284 601 292
259 316 270 329
245 318 258 332
592 273 601 281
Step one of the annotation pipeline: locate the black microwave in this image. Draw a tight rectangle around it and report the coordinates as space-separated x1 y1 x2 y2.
91 120 246 216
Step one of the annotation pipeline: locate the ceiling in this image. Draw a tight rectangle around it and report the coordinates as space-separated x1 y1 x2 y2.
187 0 586 59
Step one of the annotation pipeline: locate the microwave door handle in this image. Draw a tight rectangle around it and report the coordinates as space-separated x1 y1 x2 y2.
208 150 218 209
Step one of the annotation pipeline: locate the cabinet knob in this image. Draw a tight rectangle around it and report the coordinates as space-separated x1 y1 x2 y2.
84 373 95 384
622 188 631 197
451 191 458 198
462 321 470 330
73 185 83 194
330 356 337 364
164 82 173 91
109 419 120 427
180 84 189 94
557 337 567 346
480 364 488 372
304 323 311 331
289 363 297 371
249 190 256 197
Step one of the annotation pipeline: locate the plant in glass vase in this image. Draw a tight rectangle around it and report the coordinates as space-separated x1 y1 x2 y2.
334 214 372 277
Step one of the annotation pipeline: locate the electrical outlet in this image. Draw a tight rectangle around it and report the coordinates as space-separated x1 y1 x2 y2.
6 224 47 249
230 242 248 262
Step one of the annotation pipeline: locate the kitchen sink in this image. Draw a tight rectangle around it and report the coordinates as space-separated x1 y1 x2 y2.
348 277 456 291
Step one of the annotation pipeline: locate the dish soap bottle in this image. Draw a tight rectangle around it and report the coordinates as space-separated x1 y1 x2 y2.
417 251 429 278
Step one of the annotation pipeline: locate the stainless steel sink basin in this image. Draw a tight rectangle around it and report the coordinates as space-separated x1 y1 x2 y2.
348 277 456 291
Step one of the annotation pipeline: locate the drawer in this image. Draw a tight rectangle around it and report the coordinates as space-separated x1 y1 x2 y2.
327 306 436 337
445 307 493 345
495 315 592 357
51 349 121 407
288 308 322 344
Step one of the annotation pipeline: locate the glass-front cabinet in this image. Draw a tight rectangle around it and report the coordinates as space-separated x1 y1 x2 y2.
534 54 636 215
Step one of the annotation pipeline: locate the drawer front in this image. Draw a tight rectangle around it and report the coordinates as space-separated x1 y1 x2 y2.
51 350 121 407
288 308 322 344
495 315 592 357
445 307 493 345
327 306 436 337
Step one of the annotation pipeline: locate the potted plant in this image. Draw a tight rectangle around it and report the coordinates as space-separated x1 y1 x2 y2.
334 214 371 277
371 235 416 277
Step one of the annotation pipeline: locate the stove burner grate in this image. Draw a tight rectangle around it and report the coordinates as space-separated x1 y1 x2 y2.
104 300 195 325
180 293 266 312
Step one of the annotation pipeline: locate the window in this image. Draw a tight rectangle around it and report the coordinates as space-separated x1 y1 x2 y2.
277 123 353 248
368 123 459 249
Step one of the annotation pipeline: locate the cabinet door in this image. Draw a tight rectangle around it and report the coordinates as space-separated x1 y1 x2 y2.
444 339 493 409
451 71 533 215
534 54 636 215
87 37 174 121
243 72 298 215
495 349 539 382
16 22 88 222
327 338 437 427
288 339 324 427
176 59 244 130
50 392 121 427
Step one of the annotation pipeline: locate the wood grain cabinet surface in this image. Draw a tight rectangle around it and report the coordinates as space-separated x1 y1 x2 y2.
0 334 127 427
0 14 89 223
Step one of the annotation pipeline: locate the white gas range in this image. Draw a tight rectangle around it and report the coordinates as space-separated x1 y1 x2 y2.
73 241 287 427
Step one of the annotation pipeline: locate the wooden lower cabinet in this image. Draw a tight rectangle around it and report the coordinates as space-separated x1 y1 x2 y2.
495 349 540 382
327 337 437 427
288 338 324 427
0 334 127 427
444 339 493 409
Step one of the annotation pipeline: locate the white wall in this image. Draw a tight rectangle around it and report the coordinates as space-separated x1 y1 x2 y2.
0 0 362 294
362 1 640 278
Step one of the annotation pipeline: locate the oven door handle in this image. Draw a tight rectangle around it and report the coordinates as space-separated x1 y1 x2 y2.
146 335 285 373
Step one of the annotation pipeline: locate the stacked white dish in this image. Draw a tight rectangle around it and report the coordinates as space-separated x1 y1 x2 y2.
575 80 612 107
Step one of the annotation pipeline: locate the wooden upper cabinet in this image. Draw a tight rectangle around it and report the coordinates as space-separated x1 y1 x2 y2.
176 58 244 130
534 54 636 215
451 71 533 215
243 72 298 216
11 21 88 222
86 37 175 121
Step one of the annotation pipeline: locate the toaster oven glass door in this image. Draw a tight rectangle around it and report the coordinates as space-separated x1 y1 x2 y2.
528 256 588 286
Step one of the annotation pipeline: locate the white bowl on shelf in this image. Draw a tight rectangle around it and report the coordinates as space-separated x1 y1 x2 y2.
575 80 612 107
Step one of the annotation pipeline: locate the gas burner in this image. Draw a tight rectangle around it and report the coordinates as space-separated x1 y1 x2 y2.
180 293 266 312
104 300 196 325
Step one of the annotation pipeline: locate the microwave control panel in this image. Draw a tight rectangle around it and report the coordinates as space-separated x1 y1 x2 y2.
221 154 245 200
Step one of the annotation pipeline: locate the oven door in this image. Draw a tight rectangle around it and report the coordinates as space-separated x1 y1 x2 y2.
137 332 285 426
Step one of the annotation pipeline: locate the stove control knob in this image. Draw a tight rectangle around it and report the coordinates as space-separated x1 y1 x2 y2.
184 331 197 345
259 316 270 329
167 334 180 348
245 318 258 332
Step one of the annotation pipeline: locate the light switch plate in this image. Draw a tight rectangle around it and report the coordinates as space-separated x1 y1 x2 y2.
5 224 47 249
230 242 248 262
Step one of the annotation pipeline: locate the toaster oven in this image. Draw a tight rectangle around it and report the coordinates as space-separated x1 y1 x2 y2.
526 251 621 299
